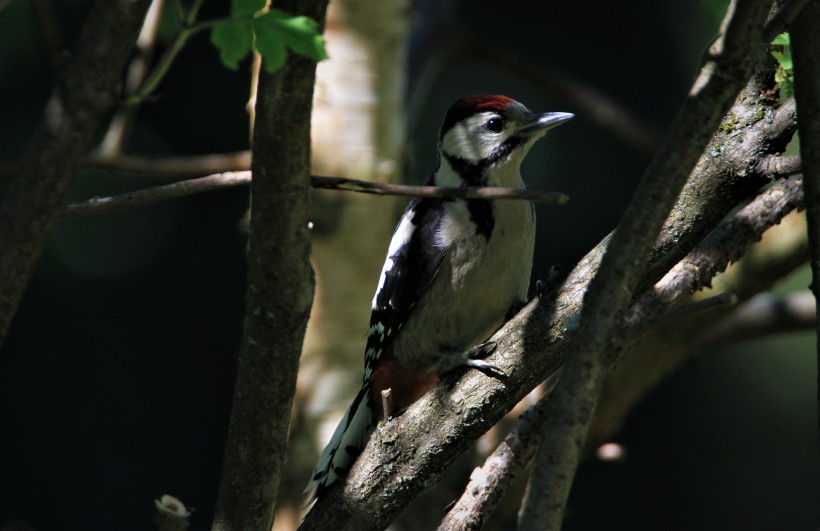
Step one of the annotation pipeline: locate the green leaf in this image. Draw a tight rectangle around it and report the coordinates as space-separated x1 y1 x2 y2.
286 19 327 60
210 19 253 70
770 32 793 98
771 32 790 46
772 50 793 70
255 9 328 63
253 18 288 72
211 6 327 73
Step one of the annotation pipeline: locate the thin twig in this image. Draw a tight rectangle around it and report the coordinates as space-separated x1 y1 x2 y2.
8 153 573 206
98 0 166 154
58 171 251 217
57 172 569 218
311 177 569 203
381 389 395 419
701 291 816 348
126 0 205 106
659 291 739 322
248 51 262 140
754 153 802 177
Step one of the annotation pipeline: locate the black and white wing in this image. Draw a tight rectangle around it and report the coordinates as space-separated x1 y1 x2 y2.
305 198 446 502
363 197 445 378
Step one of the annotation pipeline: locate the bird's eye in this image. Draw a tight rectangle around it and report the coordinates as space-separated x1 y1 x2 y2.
485 117 504 133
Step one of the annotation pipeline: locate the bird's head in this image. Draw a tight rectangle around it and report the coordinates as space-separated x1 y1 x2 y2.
436 95 573 187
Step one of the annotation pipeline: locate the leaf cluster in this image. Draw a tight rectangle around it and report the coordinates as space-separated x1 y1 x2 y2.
210 0 328 72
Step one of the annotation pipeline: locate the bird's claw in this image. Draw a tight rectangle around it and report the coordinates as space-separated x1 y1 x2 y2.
439 341 507 377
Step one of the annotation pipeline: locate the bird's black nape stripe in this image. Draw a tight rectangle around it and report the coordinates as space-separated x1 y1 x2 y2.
467 200 494 240
444 153 484 186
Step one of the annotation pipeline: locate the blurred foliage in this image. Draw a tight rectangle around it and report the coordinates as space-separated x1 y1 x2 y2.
771 32 794 99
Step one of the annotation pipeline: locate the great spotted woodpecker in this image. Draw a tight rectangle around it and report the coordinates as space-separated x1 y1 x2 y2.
306 95 573 502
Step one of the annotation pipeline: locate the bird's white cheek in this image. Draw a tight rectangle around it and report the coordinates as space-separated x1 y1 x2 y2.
441 125 497 163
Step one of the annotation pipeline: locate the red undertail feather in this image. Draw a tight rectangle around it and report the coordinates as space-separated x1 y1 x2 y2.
368 362 439 418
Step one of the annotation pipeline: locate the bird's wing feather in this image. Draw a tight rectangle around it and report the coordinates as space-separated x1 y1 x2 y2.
364 197 445 375
305 198 446 502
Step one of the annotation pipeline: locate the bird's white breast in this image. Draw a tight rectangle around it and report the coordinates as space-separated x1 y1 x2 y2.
391 197 535 370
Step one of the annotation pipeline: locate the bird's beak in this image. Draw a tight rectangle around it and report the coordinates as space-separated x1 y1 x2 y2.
517 112 574 137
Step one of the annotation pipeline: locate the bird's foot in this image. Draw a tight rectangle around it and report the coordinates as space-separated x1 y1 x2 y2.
437 341 506 378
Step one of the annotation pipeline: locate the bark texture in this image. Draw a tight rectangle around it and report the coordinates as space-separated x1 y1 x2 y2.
211 1 328 529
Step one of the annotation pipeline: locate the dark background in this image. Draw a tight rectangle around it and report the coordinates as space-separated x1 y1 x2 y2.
0 0 817 529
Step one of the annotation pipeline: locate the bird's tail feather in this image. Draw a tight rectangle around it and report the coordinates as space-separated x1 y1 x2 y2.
305 383 374 504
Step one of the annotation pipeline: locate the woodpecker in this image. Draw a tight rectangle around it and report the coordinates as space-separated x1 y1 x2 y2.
306 95 573 502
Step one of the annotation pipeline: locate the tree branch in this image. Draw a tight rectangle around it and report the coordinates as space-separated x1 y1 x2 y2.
622 175 805 336
309 177 569 203
518 2 774 528
210 1 328 529
438 387 554 531
58 171 252 217
590 202 809 450
0 0 152 351
790 0 820 449
644 87 797 290
700 291 816 348
754 153 802 177
57 172 569 218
